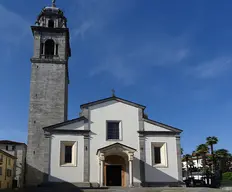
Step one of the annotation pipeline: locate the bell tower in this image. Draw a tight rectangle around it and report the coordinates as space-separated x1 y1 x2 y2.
26 0 71 185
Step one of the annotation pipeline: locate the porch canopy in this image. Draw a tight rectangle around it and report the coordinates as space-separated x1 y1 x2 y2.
96 143 136 187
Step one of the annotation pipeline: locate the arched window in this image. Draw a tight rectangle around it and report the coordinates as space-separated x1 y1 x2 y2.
48 20 54 28
45 39 55 58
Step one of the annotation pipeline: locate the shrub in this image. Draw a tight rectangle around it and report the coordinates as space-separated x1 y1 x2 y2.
222 172 232 181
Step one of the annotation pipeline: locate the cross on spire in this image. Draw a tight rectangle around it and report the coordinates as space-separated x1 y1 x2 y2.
52 0 56 7
112 89 116 97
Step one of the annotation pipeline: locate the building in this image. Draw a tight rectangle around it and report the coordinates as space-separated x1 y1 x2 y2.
0 140 27 188
0 149 17 189
26 1 183 187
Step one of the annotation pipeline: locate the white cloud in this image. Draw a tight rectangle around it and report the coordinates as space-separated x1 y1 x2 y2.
72 21 93 39
193 57 232 79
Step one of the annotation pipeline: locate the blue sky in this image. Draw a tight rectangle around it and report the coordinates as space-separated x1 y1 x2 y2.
0 0 232 154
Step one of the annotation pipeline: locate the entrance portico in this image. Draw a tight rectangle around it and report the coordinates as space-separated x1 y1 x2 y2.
97 143 136 187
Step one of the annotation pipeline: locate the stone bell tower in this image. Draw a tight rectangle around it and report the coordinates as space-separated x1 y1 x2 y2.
26 0 71 185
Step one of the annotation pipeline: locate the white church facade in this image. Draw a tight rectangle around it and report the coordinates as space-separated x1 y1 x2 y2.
44 97 183 187
26 1 183 187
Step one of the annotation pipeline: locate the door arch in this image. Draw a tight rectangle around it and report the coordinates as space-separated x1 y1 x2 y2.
104 155 127 187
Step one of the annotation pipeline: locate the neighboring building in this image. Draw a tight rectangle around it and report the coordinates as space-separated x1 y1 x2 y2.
182 156 203 180
26 1 183 187
0 149 17 189
0 140 27 188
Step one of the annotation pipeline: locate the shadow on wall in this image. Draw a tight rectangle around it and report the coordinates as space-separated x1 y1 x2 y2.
133 157 182 187
23 157 181 190
23 164 108 192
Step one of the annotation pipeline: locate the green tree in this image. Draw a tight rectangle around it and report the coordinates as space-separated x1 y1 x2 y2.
206 136 218 173
215 149 231 173
183 154 191 179
196 144 209 175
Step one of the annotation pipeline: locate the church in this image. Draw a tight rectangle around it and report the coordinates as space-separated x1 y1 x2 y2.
26 1 183 187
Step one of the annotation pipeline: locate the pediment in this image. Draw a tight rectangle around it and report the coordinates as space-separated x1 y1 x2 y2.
43 116 87 132
96 143 136 155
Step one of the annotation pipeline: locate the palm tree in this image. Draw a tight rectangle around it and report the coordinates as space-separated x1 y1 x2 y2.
196 144 209 175
183 154 191 179
215 149 230 173
192 150 201 179
206 136 218 173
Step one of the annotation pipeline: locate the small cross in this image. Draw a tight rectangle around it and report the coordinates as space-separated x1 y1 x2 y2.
52 0 56 7
112 89 115 97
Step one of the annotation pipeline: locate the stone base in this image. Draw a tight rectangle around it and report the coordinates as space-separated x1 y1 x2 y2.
142 181 185 187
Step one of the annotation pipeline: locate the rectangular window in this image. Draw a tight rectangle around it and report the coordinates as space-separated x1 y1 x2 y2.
0 181 1 188
40 43 44 55
60 141 77 166
154 147 161 164
107 121 120 140
0 167 2 175
56 44 59 55
151 142 168 167
8 158 11 166
0 155 3 163
12 146 15 150
6 146 8 151
6 169 11 177
65 146 72 163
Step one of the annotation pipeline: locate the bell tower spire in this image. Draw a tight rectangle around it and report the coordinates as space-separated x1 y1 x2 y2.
52 0 56 7
26 1 71 186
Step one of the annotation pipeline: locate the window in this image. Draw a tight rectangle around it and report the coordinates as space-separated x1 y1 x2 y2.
45 39 55 58
0 155 3 163
0 181 1 188
65 146 72 163
40 43 44 55
7 182 10 188
0 167 2 175
6 146 8 151
60 141 77 166
106 121 121 140
154 147 161 164
56 44 59 55
48 20 54 28
8 158 11 166
151 142 168 167
6 169 11 177
12 146 15 150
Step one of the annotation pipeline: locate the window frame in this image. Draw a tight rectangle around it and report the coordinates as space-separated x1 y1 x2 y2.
60 141 77 167
106 120 122 141
151 142 168 168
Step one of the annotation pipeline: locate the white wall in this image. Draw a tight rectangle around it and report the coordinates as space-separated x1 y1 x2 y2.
49 134 84 182
144 122 171 132
145 135 178 182
182 159 202 169
89 101 141 184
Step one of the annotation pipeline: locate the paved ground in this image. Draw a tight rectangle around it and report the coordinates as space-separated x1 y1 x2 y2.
2 187 229 192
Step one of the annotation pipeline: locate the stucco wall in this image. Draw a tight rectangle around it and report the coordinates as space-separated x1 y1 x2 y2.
144 122 171 132
49 134 84 182
145 135 178 182
89 101 141 184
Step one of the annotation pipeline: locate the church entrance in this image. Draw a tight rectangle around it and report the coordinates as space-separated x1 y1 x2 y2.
106 165 122 186
104 155 126 187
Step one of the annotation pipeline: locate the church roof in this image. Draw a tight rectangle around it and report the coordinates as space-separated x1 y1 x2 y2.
0 149 17 159
80 96 146 109
43 116 87 131
0 140 27 146
143 118 183 133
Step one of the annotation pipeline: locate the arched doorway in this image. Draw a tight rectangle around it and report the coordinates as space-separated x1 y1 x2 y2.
104 155 127 187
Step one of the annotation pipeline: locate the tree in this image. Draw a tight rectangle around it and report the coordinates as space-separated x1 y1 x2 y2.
206 136 218 173
183 154 191 179
196 144 209 175
215 149 231 173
